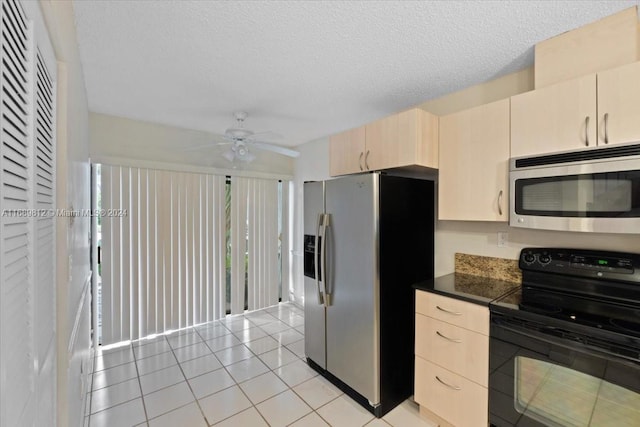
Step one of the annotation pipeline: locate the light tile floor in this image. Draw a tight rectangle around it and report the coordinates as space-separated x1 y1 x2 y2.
86 302 436 427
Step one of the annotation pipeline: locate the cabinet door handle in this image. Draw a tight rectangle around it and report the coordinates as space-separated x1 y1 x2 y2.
365 150 370 170
436 331 462 343
498 190 503 216
604 113 609 144
359 152 364 171
435 376 461 391
585 116 590 146
436 305 462 316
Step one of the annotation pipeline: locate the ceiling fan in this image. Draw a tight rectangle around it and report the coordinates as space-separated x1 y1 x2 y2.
194 111 300 163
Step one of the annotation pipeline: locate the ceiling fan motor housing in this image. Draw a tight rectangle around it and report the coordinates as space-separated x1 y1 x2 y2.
226 128 253 139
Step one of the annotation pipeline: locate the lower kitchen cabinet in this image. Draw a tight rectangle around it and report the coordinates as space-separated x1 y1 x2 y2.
415 290 489 427
415 357 488 427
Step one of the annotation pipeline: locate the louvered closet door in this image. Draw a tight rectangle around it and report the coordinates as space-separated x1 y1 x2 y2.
1 1 34 424
1 0 57 426
34 43 56 371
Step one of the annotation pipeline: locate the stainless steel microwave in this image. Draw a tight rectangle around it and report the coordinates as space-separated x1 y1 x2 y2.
510 144 640 233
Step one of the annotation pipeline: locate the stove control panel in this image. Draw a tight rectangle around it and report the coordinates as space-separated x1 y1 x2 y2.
519 248 640 282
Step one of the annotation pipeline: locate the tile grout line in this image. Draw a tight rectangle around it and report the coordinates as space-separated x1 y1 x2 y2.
203 316 277 426
193 308 303 425
90 303 303 426
132 338 153 424
88 346 139 420
223 311 317 426
189 322 239 426
152 320 241 424
200 315 300 426
254 305 382 427
186 312 291 425
105 304 304 426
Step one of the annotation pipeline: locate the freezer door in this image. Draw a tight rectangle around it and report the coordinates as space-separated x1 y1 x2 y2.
303 181 326 369
325 174 379 405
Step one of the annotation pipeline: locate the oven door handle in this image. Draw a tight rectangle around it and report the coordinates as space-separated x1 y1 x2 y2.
493 321 640 365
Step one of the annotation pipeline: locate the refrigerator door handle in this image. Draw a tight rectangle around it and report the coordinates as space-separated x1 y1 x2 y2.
320 213 331 306
314 214 324 305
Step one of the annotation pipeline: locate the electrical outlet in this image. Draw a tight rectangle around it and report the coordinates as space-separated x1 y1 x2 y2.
497 232 508 248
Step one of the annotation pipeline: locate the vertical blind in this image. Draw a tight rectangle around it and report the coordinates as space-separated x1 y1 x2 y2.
1 0 57 425
100 166 289 344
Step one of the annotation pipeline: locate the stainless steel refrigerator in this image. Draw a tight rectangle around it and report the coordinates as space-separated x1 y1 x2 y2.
303 173 434 417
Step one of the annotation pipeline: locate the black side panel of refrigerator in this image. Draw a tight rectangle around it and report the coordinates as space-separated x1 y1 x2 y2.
378 175 435 416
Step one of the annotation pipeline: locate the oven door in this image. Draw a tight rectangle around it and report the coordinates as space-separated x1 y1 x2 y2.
510 155 640 233
490 312 640 427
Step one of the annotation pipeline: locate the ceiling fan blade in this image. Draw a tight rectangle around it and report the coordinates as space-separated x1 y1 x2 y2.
182 141 232 151
246 131 283 141
182 133 235 152
182 142 216 151
249 141 300 158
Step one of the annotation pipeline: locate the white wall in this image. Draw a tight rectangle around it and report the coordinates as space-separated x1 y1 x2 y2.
435 221 639 277
291 137 331 304
39 1 92 426
90 112 294 176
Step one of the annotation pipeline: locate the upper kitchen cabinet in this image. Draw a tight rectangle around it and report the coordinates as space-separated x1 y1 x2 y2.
330 126 366 176
511 74 597 158
364 108 438 171
596 61 640 146
439 99 510 222
512 61 640 158
329 108 438 176
534 6 640 88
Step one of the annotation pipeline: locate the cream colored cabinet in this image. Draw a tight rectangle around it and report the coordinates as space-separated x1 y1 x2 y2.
415 290 489 427
511 74 597 158
329 108 438 176
512 61 640 158
364 108 438 171
596 61 640 146
438 99 510 222
415 358 488 427
415 314 489 387
329 127 366 176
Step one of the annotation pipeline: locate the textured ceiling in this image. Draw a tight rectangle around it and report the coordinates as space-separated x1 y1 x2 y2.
73 0 639 148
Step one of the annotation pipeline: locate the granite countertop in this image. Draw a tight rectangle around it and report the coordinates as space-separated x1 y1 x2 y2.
414 272 520 306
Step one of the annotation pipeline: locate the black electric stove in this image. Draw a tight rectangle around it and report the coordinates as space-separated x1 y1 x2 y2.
491 248 640 341
489 248 640 427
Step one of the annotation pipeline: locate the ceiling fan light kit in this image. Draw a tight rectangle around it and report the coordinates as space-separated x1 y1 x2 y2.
225 141 256 163
222 149 236 162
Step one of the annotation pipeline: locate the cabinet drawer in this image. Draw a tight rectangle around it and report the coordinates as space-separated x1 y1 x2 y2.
415 357 488 427
415 314 488 387
416 291 489 335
